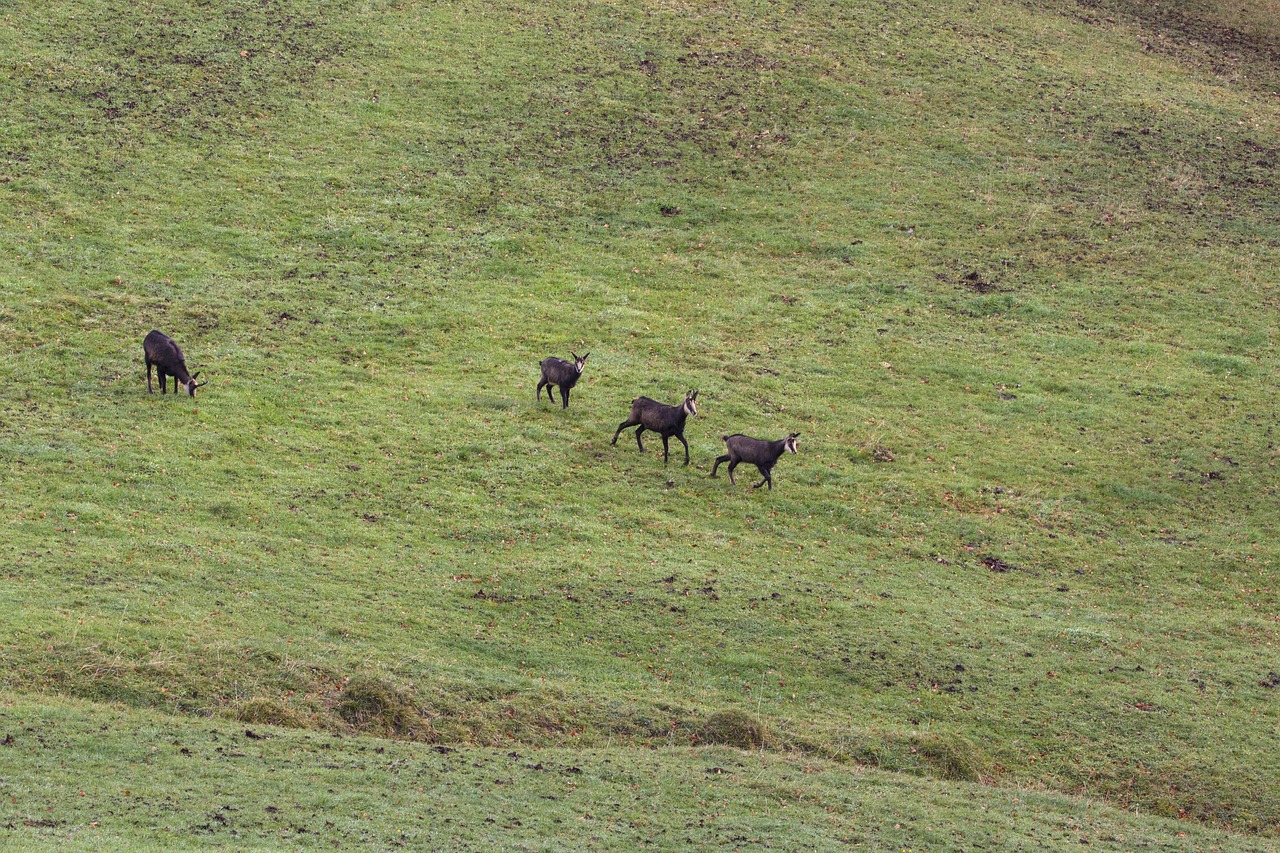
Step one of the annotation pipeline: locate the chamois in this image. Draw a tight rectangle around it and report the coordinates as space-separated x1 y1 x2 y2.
537 352 589 409
711 432 800 490
611 390 699 466
143 330 204 397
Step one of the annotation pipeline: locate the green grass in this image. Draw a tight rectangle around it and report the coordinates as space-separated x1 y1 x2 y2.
2 693 1269 851
2 0 1278 847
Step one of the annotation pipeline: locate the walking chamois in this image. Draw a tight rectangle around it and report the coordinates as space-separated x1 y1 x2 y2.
611 390 699 466
711 432 799 490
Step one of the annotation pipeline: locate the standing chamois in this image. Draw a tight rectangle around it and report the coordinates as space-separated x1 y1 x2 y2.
611 390 699 466
143 330 205 397
537 352 589 409
711 432 800 490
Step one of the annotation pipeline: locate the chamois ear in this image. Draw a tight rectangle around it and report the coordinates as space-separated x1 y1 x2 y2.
192 372 201 380
690 389 699 399
582 352 590 360
790 432 800 438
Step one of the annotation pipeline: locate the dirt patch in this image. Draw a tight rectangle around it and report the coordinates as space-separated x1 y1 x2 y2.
958 269 1002 293
1041 0 1280 94
676 49 780 72
981 555 1021 573
870 444 895 463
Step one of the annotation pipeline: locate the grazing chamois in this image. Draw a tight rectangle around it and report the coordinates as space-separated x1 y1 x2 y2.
611 390 699 466
537 352 589 409
711 432 800 490
143 330 204 397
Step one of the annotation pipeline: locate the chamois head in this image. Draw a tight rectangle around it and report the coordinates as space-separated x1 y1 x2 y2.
784 432 800 453
184 373 206 397
572 352 590 374
684 389 699 416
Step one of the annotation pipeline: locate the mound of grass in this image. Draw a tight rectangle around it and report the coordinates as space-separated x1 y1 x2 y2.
337 673 434 741
697 709 768 749
233 697 314 730
912 732 984 782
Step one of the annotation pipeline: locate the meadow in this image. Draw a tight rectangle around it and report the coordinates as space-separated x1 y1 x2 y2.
1 0 1277 848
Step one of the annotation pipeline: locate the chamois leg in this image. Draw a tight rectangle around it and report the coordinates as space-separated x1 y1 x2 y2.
726 459 739 485
537 380 548 402
660 434 671 464
560 386 570 409
753 465 773 489
612 419 636 446
677 433 690 466
711 454 731 477
146 360 154 393
158 369 168 394
634 425 646 453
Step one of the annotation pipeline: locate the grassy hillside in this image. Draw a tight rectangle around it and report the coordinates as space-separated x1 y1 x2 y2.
4 693 1266 851
2 0 1278 847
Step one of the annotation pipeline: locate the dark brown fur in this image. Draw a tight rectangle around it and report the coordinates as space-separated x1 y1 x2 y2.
144 330 204 397
611 390 698 465
537 352 589 409
711 432 799 489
